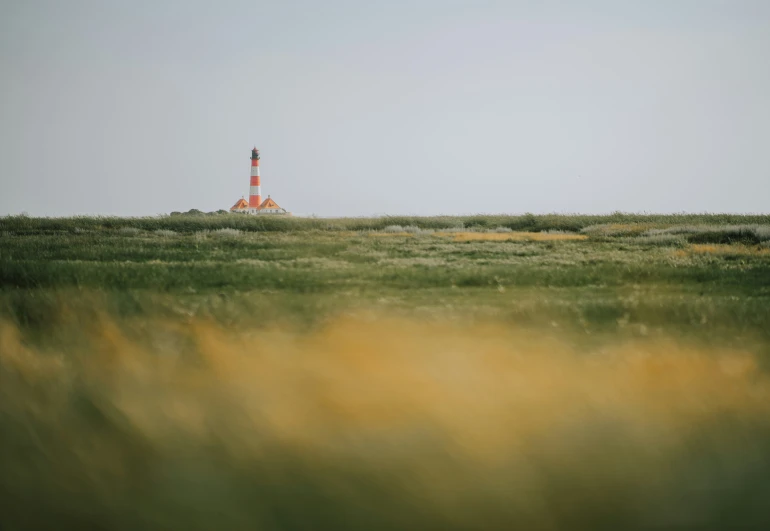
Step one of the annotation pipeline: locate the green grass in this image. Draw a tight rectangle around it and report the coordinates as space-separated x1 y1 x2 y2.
2 214 770 530
2 219 769 338
3 211 770 234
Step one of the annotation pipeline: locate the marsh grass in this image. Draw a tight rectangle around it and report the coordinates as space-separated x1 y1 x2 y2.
4 213 770 235
212 228 242 238
632 233 688 246
580 223 662 237
676 244 770 257
368 231 416 238
444 231 588 242
381 225 435 235
382 224 410 233
2 214 770 529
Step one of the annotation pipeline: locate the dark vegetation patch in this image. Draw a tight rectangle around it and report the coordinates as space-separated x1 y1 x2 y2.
687 230 762 245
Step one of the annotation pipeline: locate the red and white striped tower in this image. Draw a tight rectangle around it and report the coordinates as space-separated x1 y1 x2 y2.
248 147 262 209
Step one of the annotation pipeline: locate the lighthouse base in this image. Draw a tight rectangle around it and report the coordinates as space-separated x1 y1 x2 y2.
246 208 291 216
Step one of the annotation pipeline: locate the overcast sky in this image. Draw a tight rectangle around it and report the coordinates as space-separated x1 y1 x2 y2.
1 0 768 217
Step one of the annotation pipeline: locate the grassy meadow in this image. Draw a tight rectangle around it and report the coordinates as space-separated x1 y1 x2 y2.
2 213 770 530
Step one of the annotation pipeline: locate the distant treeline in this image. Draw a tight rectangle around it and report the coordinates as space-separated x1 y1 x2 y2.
2 212 770 235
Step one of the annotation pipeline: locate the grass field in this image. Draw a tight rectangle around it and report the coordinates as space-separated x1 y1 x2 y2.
2 213 770 530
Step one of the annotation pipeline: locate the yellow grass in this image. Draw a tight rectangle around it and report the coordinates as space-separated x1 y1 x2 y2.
3 312 769 528
3 315 766 461
675 244 770 257
439 231 588 242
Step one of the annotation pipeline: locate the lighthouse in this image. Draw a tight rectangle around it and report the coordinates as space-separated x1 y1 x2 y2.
229 147 290 215
248 147 262 210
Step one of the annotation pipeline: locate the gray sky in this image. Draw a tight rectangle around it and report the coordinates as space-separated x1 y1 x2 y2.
1 0 769 217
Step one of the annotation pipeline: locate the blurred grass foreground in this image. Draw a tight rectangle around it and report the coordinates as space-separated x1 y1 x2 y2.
2 213 770 530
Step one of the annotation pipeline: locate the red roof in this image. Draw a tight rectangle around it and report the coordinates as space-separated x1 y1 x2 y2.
230 198 249 211
259 197 282 209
